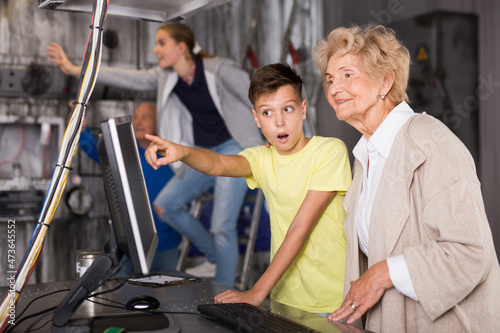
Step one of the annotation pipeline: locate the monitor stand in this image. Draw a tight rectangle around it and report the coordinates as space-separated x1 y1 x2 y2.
50 219 181 332
51 219 120 332
50 254 181 333
51 255 114 331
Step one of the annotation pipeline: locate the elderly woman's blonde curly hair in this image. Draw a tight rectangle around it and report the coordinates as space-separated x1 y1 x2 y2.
314 24 411 106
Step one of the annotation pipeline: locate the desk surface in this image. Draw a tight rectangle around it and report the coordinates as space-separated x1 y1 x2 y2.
2 272 370 333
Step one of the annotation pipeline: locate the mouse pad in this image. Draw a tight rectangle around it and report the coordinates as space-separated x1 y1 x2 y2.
92 313 180 333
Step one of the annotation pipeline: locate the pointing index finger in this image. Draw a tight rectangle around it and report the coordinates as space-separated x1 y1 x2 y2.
145 133 160 142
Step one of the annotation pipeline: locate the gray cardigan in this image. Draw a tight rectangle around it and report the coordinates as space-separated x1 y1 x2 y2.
343 113 500 332
96 57 263 175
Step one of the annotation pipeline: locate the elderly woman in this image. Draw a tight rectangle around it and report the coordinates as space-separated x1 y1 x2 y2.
314 24 500 332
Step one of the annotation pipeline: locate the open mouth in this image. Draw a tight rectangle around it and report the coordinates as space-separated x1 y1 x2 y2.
277 134 289 141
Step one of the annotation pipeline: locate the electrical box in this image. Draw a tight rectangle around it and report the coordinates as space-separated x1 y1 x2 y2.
0 64 69 99
0 115 64 221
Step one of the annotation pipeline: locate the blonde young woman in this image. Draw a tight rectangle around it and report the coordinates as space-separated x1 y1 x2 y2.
47 23 262 287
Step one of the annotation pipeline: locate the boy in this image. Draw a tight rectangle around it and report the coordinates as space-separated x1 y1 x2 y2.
145 63 351 313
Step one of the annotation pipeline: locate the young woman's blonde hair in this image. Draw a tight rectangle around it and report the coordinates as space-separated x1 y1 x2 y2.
158 23 212 61
314 24 410 105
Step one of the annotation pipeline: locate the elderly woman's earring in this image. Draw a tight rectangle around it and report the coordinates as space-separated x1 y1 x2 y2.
381 94 386 99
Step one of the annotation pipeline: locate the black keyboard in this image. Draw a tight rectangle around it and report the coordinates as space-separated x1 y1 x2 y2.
197 303 321 333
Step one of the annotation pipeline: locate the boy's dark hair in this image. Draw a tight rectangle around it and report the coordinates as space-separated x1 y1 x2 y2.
248 63 303 106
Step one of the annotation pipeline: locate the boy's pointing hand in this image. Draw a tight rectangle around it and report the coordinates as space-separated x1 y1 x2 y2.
144 134 184 170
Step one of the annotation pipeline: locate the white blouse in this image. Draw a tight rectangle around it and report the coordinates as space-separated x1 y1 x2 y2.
352 101 419 301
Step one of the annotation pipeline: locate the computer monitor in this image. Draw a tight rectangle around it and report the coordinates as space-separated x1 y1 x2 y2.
97 115 158 275
52 115 158 330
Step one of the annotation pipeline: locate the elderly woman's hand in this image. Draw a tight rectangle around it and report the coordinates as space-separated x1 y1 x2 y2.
328 261 393 325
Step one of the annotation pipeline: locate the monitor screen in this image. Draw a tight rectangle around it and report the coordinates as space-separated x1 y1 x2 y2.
97 115 158 276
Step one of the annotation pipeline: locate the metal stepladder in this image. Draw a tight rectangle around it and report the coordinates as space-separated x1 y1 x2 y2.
175 189 265 291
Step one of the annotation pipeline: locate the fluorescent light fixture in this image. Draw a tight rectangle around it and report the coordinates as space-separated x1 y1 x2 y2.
38 0 230 22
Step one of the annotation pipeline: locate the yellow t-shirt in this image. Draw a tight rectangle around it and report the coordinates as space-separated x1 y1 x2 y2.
238 136 352 313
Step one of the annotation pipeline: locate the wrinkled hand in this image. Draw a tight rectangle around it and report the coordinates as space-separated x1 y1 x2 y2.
214 289 265 307
144 134 185 170
328 261 393 325
46 42 80 76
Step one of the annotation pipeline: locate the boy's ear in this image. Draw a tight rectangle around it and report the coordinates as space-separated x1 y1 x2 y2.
251 109 261 128
301 99 307 120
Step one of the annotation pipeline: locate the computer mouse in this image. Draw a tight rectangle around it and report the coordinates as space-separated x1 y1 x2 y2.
125 295 160 310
